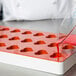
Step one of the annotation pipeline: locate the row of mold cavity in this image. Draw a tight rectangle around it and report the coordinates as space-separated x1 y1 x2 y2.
0 43 75 58
0 27 57 38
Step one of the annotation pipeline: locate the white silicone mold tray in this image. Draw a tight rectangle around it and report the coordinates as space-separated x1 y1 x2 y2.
0 25 76 75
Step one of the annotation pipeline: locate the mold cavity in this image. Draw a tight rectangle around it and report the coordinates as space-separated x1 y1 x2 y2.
62 44 74 49
0 28 10 31
22 31 32 34
9 36 20 40
11 29 21 32
21 39 32 42
35 50 48 55
50 53 62 58
0 43 6 47
48 43 57 47
20 48 33 52
7 45 19 50
34 33 44 36
34 40 46 45
59 35 66 39
0 35 8 38
46 34 56 38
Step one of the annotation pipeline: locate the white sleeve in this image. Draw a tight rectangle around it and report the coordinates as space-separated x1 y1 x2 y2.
2 0 57 21
57 0 71 18
72 0 76 18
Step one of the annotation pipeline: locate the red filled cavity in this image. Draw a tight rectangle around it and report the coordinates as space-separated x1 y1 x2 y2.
34 33 44 36
21 39 32 42
46 34 56 38
48 43 57 47
20 48 33 52
11 29 21 32
7 45 19 50
34 40 46 45
50 53 62 58
22 31 32 34
62 44 74 49
59 35 66 39
9 36 20 40
0 28 10 31
35 50 48 55
0 35 8 38
0 43 6 47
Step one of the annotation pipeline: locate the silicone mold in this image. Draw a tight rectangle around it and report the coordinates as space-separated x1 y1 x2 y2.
0 25 76 75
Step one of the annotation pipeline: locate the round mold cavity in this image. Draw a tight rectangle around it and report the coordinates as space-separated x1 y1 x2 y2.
50 52 62 58
0 35 8 38
35 50 48 55
21 39 32 42
11 29 21 32
22 31 32 34
34 40 46 45
20 48 33 52
7 45 19 50
0 28 10 31
9 36 20 40
48 43 57 47
0 43 6 47
62 44 74 49
34 33 44 36
46 34 56 38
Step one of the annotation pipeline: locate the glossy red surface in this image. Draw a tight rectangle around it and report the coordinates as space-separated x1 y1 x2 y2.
0 25 75 62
